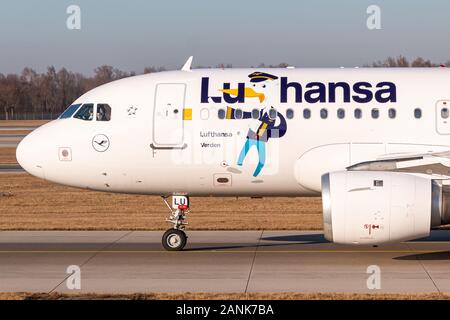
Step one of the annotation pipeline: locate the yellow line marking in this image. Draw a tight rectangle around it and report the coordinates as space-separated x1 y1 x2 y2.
405 241 450 244
0 250 444 254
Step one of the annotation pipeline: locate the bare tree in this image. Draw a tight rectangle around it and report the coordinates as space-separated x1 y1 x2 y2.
143 66 166 74
0 74 21 120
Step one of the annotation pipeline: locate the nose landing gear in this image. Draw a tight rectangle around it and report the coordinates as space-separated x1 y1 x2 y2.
161 196 189 251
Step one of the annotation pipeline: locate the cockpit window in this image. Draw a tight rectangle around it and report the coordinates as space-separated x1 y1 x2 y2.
74 104 94 121
96 104 111 121
59 104 81 119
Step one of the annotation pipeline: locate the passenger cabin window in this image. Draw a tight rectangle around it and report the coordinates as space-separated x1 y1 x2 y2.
268 108 277 120
252 109 260 119
218 109 226 119
442 108 449 119
303 109 311 119
200 108 209 120
60 104 81 119
234 108 243 119
74 104 94 121
414 108 422 119
286 108 294 119
337 108 345 119
96 104 111 121
388 108 396 119
320 108 328 119
371 108 379 119
354 108 362 119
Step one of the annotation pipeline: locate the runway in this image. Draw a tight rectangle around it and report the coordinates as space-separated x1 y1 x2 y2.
0 164 23 173
0 134 25 147
0 230 450 294
0 123 36 147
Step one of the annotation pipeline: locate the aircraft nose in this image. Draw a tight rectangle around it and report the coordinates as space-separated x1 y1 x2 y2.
16 131 46 179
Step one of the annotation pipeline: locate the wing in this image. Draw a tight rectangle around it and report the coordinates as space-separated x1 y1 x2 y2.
347 150 450 178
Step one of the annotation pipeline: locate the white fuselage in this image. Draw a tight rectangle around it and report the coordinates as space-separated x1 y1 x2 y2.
16 68 450 197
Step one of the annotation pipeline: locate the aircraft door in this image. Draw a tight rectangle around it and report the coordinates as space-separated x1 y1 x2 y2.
152 83 186 148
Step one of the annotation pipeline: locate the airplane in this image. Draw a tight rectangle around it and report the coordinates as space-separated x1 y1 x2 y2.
15 56 450 251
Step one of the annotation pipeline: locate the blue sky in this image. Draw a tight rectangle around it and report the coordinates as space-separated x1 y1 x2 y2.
0 0 449 75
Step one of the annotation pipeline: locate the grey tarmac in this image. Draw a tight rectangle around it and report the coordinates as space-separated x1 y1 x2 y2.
0 134 25 147
0 164 23 173
0 230 449 294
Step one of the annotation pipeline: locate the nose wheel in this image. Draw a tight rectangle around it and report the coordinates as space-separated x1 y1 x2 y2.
162 229 187 251
161 195 190 251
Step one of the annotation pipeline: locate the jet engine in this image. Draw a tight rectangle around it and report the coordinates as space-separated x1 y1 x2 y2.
321 171 450 244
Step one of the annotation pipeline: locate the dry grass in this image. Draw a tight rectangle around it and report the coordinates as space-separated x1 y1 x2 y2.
0 148 16 164
1 292 450 300
0 174 322 230
0 120 47 127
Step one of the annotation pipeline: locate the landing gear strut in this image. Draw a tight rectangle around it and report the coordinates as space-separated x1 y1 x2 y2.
161 195 190 251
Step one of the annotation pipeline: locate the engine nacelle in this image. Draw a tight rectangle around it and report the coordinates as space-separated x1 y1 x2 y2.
321 171 450 245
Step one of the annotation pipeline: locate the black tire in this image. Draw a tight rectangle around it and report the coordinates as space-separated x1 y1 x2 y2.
162 229 187 251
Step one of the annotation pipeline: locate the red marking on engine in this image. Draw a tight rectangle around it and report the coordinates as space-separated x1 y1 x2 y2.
364 224 380 235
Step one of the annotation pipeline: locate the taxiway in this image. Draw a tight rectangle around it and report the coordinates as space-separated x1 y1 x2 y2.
0 230 449 293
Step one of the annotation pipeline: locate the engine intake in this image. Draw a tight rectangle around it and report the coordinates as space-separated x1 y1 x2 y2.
431 181 450 227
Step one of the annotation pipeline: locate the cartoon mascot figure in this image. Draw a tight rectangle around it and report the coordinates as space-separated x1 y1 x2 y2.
221 72 287 177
